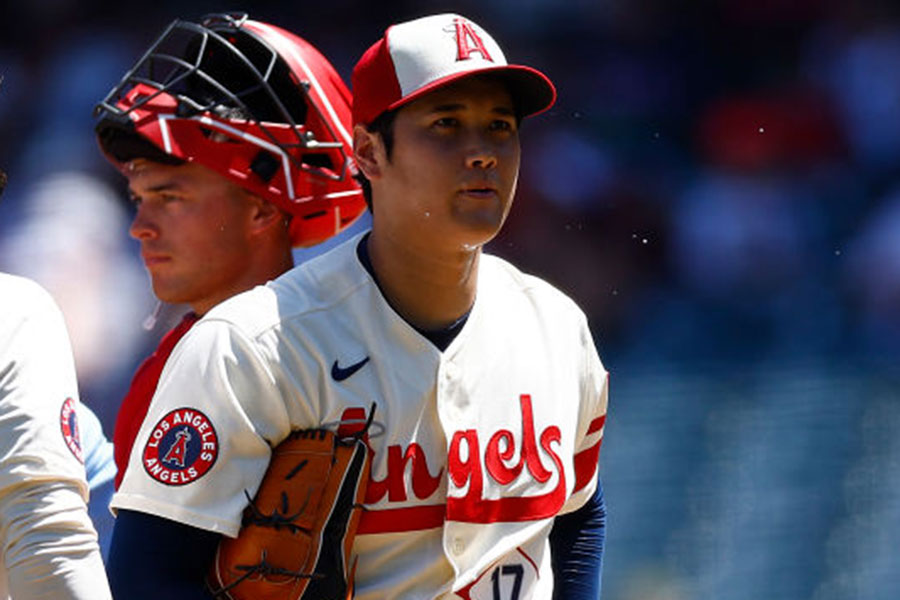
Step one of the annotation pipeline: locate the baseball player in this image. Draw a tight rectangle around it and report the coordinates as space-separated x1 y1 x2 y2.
91 11 364 493
1 78 121 565
0 271 113 600
111 12 608 600
91 12 364 597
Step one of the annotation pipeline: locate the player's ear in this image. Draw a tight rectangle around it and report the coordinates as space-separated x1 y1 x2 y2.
353 124 383 181
245 192 284 234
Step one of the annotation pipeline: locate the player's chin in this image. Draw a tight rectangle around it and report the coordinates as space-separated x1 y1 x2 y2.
453 194 509 229
149 277 190 306
449 218 506 251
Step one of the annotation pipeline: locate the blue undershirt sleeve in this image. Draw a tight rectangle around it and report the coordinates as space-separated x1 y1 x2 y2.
107 509 221 599
549 477 607 599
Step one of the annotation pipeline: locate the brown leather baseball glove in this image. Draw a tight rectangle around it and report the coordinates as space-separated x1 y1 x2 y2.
207 424 371 600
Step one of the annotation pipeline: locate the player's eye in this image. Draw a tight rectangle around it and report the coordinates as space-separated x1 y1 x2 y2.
432 116 459 129
128 193 142 206
489 119 515 132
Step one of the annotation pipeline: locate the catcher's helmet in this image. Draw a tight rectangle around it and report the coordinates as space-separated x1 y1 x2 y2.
94 13 364 247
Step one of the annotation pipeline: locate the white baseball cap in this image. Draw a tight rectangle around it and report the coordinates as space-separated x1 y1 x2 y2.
351 13 556 126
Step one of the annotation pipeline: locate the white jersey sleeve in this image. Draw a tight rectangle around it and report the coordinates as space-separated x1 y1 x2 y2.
0 273 112 600
112 309 296 537
562 309 609 513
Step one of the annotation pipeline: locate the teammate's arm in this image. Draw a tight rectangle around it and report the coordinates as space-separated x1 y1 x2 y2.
107 509 220 599
80 402 117 561
550 477 606 599
1 479 112 599
1 275 112 600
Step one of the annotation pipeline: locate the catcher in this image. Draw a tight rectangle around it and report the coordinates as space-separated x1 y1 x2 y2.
96 13 366 600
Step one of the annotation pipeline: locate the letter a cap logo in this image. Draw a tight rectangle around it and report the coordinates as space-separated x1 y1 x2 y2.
351 13 556 127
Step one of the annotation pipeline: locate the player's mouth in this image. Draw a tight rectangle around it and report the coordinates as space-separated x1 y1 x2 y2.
459 183 498 198
141 252 171 267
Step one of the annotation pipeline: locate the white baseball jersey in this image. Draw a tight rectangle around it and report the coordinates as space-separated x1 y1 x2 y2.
114 233 608 599
0 273 112 600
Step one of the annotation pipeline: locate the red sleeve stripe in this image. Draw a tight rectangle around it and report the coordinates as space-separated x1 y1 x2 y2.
571 415 606 492
586 415 606 435
573 439 603 493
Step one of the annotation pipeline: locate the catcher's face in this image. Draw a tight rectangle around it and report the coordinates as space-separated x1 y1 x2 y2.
360 76 520 253
126 159 271 315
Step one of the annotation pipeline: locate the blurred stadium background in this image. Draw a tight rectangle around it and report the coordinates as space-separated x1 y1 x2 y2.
2 1 899 598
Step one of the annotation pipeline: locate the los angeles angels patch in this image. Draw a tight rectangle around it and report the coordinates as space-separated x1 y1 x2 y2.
59 397 83 463
143 407 218 485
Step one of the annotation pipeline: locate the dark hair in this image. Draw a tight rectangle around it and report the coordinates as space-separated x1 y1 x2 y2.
356 108 397 212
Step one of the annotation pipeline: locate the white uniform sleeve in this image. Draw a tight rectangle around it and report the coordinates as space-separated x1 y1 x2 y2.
0 274 112 600
561 312 609 514
112 317 292 537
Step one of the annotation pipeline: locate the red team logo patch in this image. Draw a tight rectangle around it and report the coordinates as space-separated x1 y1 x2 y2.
143 408 218 485
59 397 83 463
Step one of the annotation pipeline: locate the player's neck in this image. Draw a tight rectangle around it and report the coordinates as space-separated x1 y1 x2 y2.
190 248 294 316
366 230 479 332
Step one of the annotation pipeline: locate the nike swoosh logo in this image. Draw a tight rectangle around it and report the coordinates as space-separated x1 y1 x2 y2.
331 356 370 381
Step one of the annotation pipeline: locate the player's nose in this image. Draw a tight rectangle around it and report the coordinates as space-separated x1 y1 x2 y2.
465 140 498 170
128 205 158 241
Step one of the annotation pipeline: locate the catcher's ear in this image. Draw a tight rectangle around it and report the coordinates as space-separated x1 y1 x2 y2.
245 191 285 235
353 124 382 181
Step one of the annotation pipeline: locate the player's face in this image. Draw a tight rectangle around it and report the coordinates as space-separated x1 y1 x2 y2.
376 76 520 251
125 160 261 315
